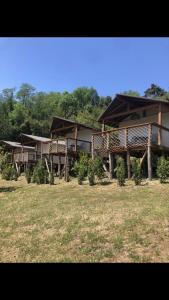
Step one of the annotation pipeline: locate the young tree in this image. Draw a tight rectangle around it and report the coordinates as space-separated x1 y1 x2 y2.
115 156 125 186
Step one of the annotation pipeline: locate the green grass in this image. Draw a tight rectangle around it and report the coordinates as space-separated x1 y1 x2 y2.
0 176 169 262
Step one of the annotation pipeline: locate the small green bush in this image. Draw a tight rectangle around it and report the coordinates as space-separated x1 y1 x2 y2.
49 172 55 185
87 158 95 186
25 168 32 184
132 158 142 185
156 156 169 183
77 164 86 185
1 165 13 180
32 161 48 184
10 167 19 181
115 156 125 186
93 155 105 182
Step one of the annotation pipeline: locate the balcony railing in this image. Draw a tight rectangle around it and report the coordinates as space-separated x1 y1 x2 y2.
13 151 36 162
42 138 91 155
92 122 169 155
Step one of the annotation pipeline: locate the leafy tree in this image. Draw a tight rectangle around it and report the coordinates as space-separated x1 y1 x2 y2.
144 84 167 98
16 83 36 108
123 90 140 97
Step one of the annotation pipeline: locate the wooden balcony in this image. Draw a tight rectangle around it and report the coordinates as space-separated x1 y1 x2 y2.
92 122 169 156
42 137 92 155
13 151 36 163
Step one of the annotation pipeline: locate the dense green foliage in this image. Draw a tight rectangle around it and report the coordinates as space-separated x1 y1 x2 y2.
0 84 112 141
115 156 125 186
1 83 168 142
32 161 48 184
74 153 105 185
156 156 169 183
131 158 142 185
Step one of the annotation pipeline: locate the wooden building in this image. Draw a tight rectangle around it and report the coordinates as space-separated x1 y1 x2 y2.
49 116 98 180
0 140 35 173
92 94 169 180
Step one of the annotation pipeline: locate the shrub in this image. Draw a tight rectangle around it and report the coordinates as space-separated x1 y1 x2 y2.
25 168 32 184
87 158 95 186
93 155 105 182
32 161 48 184
1 165 13 180
114 156 125 186
132 158 142 185
0 153 11 173
77 164 86 185
156 156 169 183
49 172 55 185
10 167 19 181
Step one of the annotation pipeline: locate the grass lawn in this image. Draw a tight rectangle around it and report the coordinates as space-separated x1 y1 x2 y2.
0 175 169 262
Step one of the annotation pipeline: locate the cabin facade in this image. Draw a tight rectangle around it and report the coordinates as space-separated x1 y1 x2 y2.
0 140 35 173
92 94 169 180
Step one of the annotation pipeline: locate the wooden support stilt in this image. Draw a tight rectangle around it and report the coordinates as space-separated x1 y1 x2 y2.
58 155 61 179
140 149 147 167
64 155 69 182
147 146 152 180
109 152 113 180
50 155 53 173
127 150 131 179
45 157 50 174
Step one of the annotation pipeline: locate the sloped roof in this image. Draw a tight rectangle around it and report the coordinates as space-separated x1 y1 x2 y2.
98 93 169 123
50 116 99 133
21 133 51 143
0 140 35 150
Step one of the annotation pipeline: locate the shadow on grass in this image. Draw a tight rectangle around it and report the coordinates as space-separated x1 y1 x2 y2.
96 181 112 186
0 186 21 193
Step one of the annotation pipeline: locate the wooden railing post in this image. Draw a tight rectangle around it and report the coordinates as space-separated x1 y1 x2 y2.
125 128 128 148
147 124 152 180
106 133 109 150
92 135 94 159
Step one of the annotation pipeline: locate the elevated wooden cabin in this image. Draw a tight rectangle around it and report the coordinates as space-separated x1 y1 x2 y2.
0 140 35 172
92 94 169 180
49 116 98 180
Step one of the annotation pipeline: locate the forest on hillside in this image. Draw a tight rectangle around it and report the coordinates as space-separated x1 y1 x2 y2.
0 83 169 141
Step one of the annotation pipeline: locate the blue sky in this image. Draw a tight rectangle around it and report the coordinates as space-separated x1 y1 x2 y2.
0 37 169 97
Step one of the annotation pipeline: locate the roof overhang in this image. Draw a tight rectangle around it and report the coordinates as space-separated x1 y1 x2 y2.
98 94 169 127
50 116 98 136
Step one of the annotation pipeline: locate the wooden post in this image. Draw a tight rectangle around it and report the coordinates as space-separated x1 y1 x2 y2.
147 146 152 180
106 133 109 150
102 121 105 132
58 155 61 179
50 154 53 173
158 103 162 145
127 150 131 179
74 125 78 152
125 128 128 148
41 142 42 160
92 135 94 159
147 124 152 180
109 152 114 180
64 138 69 182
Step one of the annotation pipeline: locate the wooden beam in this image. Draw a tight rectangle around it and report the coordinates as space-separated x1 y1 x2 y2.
102 121 105 132
147 146 152 180
51 124 75 133
103 104 158 122
158 103 162 145
74 125 78 152
127 150 131 179
140 149 147 167
58 155 61 179
109 152 114 180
